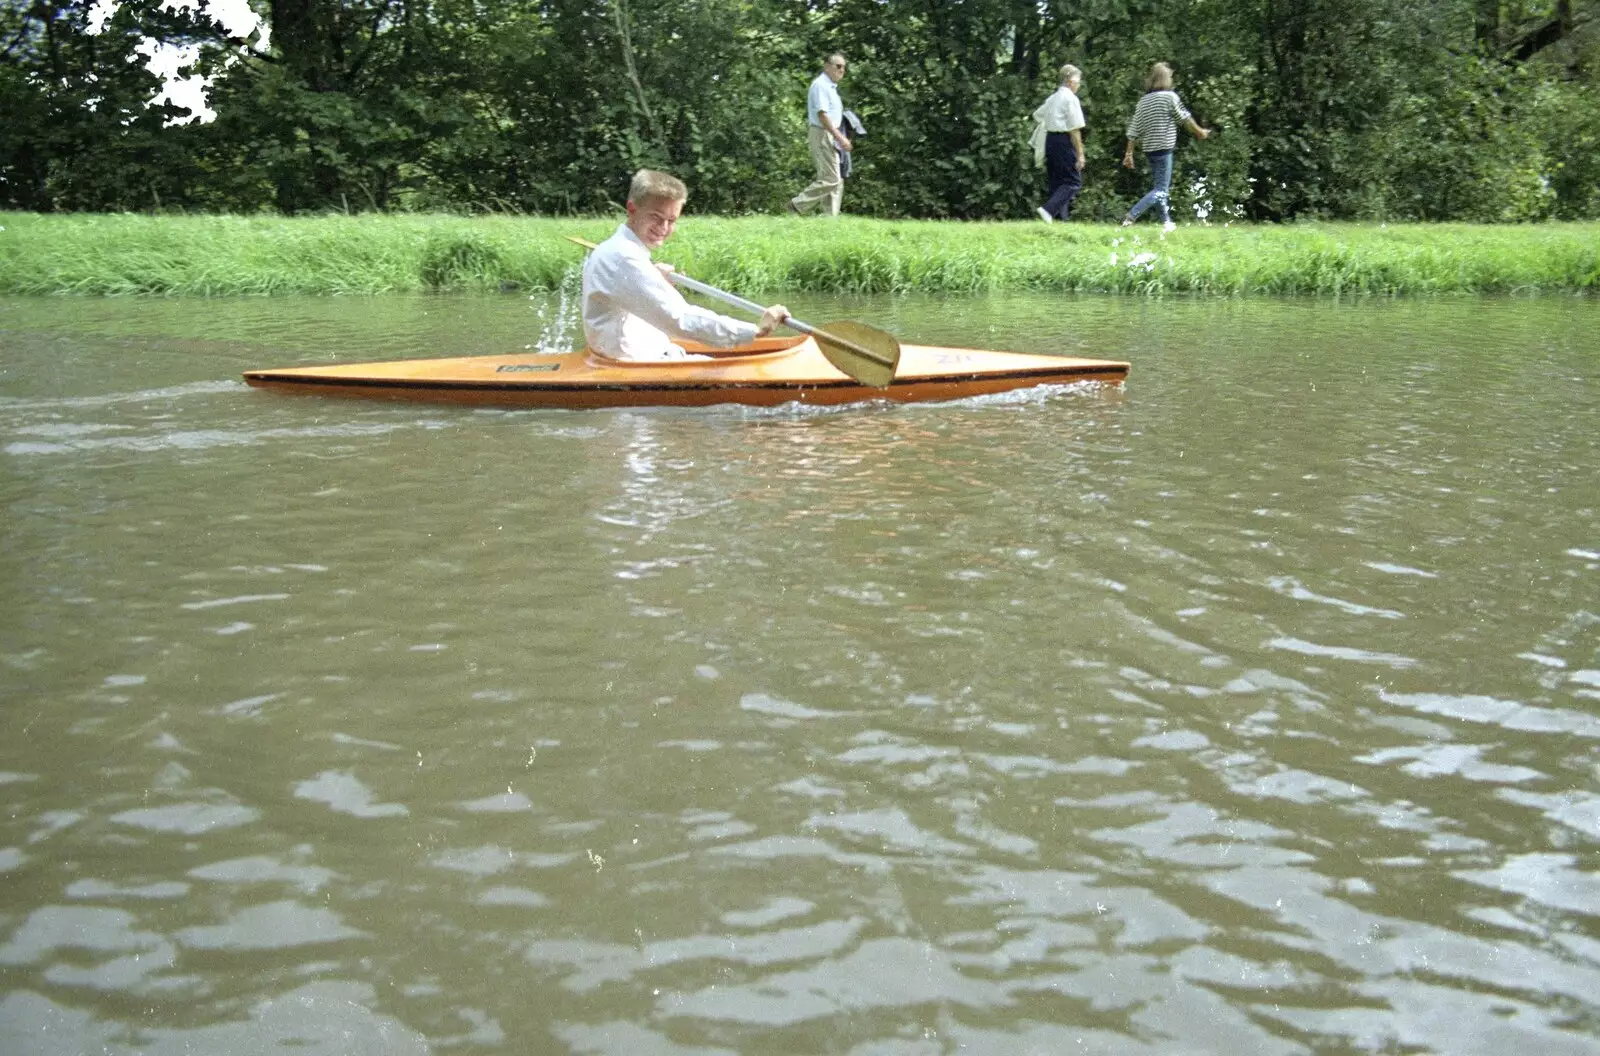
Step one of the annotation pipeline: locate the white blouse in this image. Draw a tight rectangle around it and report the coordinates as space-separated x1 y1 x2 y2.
1032 86 1085 133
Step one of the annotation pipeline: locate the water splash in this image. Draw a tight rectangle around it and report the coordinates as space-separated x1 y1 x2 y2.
527 267 583 354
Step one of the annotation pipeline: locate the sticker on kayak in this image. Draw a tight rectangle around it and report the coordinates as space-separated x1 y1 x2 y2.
496 364 560 373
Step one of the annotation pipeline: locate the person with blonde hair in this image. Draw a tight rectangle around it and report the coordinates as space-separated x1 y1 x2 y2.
1030 63 1087 223
583 170 788 361
1120 62 1210 230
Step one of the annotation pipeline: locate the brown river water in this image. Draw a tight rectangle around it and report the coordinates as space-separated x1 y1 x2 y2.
1 290 1597 1054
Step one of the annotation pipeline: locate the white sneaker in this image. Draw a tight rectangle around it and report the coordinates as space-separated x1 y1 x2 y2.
1036 207 1053 224
1162 220 1177 233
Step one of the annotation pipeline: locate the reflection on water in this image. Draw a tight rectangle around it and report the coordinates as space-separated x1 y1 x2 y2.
1 292 1597 1053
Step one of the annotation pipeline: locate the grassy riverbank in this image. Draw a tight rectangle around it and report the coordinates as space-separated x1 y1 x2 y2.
2 212 1595 297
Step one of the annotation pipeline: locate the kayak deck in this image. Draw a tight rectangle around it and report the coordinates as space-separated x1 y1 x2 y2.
243 336 1128 409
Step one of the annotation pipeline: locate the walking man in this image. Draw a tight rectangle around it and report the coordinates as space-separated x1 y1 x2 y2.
790 54 851 216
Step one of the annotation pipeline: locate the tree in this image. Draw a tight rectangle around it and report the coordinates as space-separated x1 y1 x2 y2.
3 0 1596 219
0 1 208 210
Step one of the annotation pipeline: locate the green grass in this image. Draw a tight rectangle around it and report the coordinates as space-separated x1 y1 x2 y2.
1 212 1596 297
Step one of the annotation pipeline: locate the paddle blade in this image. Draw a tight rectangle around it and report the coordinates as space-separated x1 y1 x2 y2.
814 320 900 389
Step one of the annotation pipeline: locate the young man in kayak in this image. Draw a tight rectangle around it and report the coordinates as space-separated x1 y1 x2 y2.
582 169 789 361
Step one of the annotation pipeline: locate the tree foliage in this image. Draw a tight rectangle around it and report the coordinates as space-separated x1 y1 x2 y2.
2 0 1596 219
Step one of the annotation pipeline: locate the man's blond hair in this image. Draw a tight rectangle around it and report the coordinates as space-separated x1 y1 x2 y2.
1146 62 1174 91
629 169 688 207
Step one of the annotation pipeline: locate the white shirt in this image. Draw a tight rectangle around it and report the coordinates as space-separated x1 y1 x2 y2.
807 72 842 128
1032 86 1085 133
581 224 758 361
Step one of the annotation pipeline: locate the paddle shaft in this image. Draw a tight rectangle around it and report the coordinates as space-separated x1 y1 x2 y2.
565 237 895 369
667 273 894 369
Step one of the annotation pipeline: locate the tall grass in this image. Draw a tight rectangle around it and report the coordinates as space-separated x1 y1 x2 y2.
2 212 1595 297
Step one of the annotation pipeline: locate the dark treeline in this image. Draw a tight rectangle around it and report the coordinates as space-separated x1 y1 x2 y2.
3 0 1597 222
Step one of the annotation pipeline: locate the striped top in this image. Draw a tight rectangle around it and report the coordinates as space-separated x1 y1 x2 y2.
1124 90 1192 154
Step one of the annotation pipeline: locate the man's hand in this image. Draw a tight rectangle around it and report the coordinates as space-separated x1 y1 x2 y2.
655 263 676 279
837 135 853 152
756 304 790 337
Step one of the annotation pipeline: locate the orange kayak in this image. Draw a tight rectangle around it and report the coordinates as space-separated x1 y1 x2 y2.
243 335 1128 410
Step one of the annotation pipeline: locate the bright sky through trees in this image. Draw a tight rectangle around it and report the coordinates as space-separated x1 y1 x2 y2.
86 0 266 122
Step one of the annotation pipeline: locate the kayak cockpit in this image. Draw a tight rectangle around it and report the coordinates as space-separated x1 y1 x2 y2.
584 334 810 368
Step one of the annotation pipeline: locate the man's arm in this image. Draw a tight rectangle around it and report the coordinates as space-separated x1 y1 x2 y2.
617 261 758 348
820 111 851 152
630 261 789 345
1070 128 1085 171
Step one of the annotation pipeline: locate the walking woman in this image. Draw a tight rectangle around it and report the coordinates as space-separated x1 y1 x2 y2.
1031 64 1086 223
1121 62 1209 229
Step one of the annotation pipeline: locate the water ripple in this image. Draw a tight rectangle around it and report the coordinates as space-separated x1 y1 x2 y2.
4 293 1597 1052
6 420 426 456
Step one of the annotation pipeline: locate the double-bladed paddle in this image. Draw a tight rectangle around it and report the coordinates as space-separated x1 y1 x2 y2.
565 236 899 388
